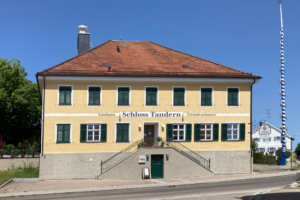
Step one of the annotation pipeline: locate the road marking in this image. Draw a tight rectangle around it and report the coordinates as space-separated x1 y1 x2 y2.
169 178 189 182
150 180 167 184
142 188 281 200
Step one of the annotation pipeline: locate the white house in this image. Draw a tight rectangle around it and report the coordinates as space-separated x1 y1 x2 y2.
252 122 292 155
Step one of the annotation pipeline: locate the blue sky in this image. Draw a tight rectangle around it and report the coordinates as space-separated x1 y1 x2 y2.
1 0 300 149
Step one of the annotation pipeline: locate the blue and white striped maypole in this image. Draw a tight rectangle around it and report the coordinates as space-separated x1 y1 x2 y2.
279 0 287 165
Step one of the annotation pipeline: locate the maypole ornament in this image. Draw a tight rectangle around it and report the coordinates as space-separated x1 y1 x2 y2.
279 0 287 165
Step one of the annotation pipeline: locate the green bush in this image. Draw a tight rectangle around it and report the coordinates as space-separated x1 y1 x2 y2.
32 141 40 150
276 148 291 165
254 153 276 165
18 142 22 149
24 140 30 149
4 144 15 151
13 149 20 155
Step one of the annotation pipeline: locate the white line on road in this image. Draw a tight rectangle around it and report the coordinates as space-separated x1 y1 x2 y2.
142 188 281 200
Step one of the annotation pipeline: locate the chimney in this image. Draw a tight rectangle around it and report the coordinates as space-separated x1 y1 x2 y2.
77 25 90 55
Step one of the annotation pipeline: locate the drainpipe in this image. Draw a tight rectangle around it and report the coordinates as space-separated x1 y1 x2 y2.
41 75 45 156
250 78 256 173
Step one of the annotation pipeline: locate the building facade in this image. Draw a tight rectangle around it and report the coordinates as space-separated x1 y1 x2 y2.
36 26 261 180
252 122 292 155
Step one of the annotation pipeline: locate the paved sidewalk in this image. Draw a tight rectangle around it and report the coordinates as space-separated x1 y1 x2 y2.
0 170 297 198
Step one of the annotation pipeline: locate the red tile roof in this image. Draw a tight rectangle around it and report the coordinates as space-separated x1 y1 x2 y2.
37 40 261 78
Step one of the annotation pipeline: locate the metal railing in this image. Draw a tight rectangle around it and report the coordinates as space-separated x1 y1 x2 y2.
165 140 211 171
100 139 144 174
0 149 40 159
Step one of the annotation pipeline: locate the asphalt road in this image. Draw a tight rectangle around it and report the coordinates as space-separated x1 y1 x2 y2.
4 175 296 200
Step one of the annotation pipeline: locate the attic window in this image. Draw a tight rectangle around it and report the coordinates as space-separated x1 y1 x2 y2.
104 64 110 67
182 65 189 69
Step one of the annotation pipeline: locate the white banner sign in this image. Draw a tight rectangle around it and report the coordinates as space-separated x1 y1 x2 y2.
260 124 271 135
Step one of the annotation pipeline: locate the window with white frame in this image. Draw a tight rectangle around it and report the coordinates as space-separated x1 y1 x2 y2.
275 136 281 141
200 124 213 140
259 148 264 152
269 147 275 152
227 124 239 140
173 124 185 141
87 124 101 142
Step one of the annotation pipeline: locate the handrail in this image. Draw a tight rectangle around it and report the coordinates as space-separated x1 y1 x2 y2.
165 140 211 170
100 139 144 174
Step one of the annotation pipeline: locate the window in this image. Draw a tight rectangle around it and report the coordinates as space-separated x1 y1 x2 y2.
227 124 239 140
269 147 275 152
173 87 185 106
87 124 101 142
263 137 271 142
173 124 185 141
118 87 130 106
116 123 129 142
200 124 213 140
59 86 72 105
253 138 260 142
259 148 265 152
145 87 158 106
201 88 212 106
88 87 101 105
274 136 281 141
57 124 70 143
227 88 239 106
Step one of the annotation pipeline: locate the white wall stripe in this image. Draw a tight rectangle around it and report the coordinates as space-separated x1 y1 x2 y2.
45 113 250 117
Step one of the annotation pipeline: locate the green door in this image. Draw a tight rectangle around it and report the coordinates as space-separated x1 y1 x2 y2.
151 155 163 179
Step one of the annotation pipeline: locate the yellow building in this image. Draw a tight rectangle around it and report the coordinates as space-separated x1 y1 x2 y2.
37 26 261 180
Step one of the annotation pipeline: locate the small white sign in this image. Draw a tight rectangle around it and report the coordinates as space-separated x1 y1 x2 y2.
144 168 149 176
139 156 146 163
259 124 271 135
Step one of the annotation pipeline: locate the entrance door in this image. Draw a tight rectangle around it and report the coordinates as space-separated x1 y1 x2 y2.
151 155 164 179
144 125 155 147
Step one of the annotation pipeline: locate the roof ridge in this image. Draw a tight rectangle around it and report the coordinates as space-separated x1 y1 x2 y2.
148 41 259 77
38 40 112 74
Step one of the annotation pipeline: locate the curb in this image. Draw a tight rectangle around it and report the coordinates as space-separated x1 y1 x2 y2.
0 171 297 198
13 178 39 182
0 179 13 189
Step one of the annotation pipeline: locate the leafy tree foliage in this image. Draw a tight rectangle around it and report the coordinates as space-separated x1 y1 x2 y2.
276 148 291 159
252 140 259 152
0 58 41 145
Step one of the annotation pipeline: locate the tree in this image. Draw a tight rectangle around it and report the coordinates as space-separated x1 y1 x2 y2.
295 142 300 157
0 58 41 145
276 148 291 161
252 140 259 152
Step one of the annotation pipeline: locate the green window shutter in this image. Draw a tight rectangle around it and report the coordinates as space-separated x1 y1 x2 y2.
207 89 212 105
89 87 101 105
59 87 72 105
65 89 71 105
166 124 173 141
213 124 219 141
146 88 157 105
146 90 151 105
240 123 245 141
228 88 238 106
174 88 185 106
59 89 65 104
221 124 228 141
101 124 107 142
118 88 129 105
201 88 212 106
186 124 192 141
57 124 63 142
123 124 129 141
116 124 123 141
80 124 87 142
194 124 201 141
